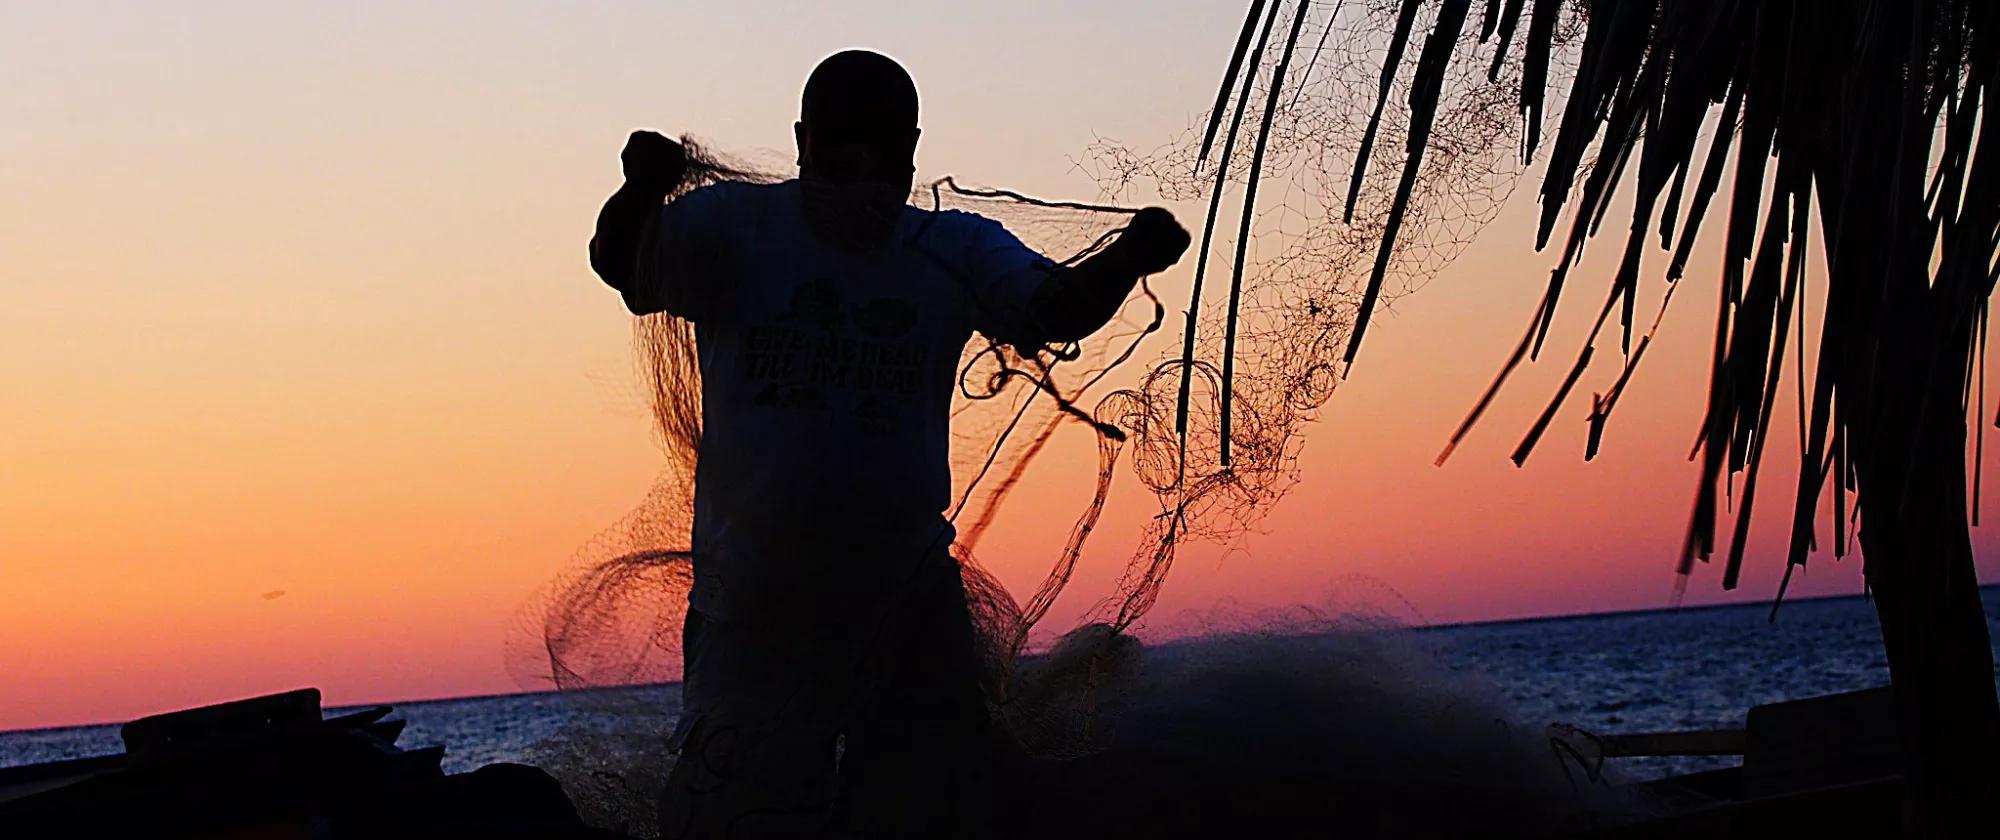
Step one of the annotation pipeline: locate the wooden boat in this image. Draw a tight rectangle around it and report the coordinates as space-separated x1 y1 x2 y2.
0 689 620 839
1562 687 1902 837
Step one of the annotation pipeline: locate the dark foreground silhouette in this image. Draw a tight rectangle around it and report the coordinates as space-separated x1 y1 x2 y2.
0 650 1909 839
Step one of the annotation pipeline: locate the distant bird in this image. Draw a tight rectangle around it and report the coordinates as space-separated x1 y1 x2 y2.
261 590 287 601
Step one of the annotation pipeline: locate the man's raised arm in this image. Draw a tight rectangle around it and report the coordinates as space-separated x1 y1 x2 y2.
1029 207 1191 343
589 130 686 315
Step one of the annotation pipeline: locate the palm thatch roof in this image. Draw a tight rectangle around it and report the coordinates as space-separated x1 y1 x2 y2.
1196 0 1999 598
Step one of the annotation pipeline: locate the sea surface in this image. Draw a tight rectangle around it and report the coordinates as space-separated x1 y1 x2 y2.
6 588 1997 782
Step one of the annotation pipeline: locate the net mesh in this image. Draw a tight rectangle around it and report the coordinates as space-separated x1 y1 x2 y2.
509 2 1581 834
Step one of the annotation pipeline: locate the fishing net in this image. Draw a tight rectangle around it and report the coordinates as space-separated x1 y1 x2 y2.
510 2 1584 834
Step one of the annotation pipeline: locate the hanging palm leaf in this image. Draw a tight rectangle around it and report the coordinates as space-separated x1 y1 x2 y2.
1187 0 1997 832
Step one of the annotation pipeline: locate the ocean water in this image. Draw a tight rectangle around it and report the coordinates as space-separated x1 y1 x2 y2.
6 588 1997 783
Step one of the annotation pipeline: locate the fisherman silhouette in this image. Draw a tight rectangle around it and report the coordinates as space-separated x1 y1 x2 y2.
589 49 1189 838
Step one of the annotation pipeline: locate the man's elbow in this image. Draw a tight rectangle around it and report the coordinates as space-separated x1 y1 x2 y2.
597 264 659 315
589 239 659 315
589 236 626 288
620 289 667 317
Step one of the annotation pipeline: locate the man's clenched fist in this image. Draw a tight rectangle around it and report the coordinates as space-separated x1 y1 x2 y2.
1114 207 1193 276
622 130 687 191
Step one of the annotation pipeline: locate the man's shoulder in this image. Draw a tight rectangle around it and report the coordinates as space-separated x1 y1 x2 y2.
910 204 1013 249
921 204 1000 229
684 177 791 206
663 180 795 241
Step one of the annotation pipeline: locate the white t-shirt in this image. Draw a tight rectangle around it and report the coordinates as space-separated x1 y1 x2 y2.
635 179 1056 623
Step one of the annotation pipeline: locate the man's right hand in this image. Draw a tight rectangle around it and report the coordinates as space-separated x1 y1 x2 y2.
621 130 687 192
595 131 688 307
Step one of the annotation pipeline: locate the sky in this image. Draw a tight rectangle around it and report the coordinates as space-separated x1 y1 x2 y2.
5 1 1997 732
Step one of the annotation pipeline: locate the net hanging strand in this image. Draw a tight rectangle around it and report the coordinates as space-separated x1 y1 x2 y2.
936 178 1137 217
1286 0 1346 114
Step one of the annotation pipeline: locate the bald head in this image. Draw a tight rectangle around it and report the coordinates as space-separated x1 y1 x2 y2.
795 50 921 184
803 50 918 133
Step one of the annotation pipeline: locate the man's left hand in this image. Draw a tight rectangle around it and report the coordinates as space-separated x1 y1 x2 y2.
1114 207 1192 276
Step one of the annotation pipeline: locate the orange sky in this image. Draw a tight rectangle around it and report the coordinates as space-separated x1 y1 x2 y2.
5 2 1997 732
